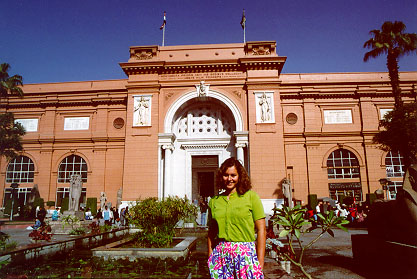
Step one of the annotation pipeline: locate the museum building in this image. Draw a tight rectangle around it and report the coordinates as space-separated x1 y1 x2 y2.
1 41 416 214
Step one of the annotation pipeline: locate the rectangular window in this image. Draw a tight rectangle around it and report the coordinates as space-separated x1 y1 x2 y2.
14 119 39 132
2 187 32 207
64 117 89 130
55 187 87 207
380 108 393 119
329 183 362 201
324 110 352 124
388 181 402 200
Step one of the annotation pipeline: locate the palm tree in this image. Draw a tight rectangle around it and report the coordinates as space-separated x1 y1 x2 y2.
0 63 23 99
363 21 417 108
0 63 25 159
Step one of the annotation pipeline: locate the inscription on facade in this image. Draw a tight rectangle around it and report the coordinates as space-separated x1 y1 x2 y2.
64 117 89 130
160 72 244 81
324 110 352 124
15 119 38 132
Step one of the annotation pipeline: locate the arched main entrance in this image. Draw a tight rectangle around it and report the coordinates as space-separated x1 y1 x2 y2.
158 89 248 200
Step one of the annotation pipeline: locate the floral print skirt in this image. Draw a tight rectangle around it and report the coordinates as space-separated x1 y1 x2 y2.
208 241 264 279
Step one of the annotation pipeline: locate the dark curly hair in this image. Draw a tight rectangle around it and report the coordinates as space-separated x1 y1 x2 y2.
216 157 252 195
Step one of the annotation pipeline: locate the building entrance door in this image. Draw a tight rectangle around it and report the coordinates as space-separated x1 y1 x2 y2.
192 155 218 201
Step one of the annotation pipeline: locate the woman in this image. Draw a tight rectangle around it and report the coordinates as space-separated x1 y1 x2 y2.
207 157 266 279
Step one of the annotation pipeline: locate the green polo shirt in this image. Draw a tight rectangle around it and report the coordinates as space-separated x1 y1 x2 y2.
208 190 265 242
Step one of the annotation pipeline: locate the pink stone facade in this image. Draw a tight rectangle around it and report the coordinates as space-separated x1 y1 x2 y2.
1 41 416 211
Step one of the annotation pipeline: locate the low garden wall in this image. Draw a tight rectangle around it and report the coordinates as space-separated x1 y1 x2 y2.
351 234 417 278
0 228 130 265
92 236 197 261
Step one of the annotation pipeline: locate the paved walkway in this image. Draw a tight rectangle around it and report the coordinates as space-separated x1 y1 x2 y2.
1 221 369 278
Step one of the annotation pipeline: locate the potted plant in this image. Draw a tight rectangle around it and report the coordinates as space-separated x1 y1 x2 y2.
272 204 349 279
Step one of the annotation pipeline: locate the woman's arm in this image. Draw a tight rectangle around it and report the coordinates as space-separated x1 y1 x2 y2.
255 218 266 269
207 232 214 257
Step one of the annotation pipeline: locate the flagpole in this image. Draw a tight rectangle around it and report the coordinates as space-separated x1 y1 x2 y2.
240 9 246 44
160 11 166 46
162 26 165 46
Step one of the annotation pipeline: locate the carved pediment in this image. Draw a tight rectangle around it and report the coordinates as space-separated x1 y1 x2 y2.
130 46 158 60
245 41 276 56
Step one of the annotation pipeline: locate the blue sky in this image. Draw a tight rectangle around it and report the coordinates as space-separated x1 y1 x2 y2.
1 0 416 84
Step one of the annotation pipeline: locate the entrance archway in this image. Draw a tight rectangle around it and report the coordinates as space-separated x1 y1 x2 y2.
159 89 247 199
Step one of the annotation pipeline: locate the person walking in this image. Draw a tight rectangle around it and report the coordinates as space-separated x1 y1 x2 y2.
199 197 208 227
207 157 266 278
103 206 112 226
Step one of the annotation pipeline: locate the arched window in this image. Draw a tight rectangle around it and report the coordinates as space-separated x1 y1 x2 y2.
6 156 35 183
327 149 360 179
385 151 404 199
385 151 405 177
57 155 88 183
327 149 362 202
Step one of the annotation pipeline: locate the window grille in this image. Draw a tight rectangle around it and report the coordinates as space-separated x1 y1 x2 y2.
385 151 405 178
6 156 35 183
327 149 360 179
57 155 88 183
55 187 87 207
175 104 234 139
2 187 32 207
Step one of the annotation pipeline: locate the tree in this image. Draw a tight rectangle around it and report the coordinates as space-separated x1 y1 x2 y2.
0 63 23 98
363 21 417 108
364 22 417 170
0 113 25 159
273 205 349 279
373 103 417 170
0 63 25 159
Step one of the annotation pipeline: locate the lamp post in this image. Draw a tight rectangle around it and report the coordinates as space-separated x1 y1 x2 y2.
9 183 19 221
379 178 391 200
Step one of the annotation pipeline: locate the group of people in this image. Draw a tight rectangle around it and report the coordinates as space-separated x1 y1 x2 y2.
95 205 129 227
306 200 369 227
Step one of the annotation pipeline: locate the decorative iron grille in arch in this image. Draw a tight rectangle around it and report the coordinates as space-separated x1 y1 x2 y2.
174 104 235 139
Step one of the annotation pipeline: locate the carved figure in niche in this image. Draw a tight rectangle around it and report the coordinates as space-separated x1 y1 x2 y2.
259 93 271 122
134 97 149 125
196 81 209 98
100 192 107 211
69 174 82 211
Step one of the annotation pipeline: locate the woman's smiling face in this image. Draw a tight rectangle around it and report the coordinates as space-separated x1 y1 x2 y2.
223 165 239 193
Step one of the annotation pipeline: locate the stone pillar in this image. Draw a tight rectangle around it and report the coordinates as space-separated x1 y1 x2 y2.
235 143 246 165
162 143 174 198
234 131 249 167
158 133 176 199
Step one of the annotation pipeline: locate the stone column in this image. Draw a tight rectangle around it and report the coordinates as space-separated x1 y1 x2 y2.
235 143 246 165
158 133 176 199
162 143 174 198
234 131 249 167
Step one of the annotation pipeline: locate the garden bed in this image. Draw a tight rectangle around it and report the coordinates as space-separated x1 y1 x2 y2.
92 236 197 261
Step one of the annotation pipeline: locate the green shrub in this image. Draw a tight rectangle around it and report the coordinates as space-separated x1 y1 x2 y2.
46 201 55 207
307 194 317 210
60 198 69 213
128 196 197 248
0 233 17 253
33 197 44 209
366 193 377 205
86 197 97 215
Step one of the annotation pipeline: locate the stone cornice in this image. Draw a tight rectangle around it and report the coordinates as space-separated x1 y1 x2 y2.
0 96 127 109
120 41 287 76
181 143 229 150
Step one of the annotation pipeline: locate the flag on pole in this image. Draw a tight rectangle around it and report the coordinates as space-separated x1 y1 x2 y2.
240 9 246 29
160 11 166 30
